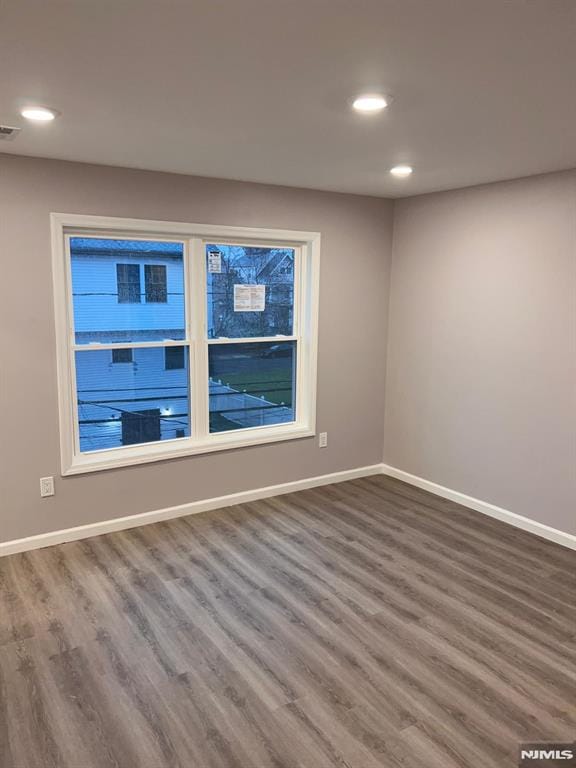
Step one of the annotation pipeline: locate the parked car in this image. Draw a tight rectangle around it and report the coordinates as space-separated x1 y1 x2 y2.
261 344 292 358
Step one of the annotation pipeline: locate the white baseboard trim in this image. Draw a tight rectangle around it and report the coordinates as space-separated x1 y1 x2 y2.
381 464 576 551
3 462 574 558
0 464 384 558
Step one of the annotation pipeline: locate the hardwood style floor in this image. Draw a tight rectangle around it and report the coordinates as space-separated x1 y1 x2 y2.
1 475 575 768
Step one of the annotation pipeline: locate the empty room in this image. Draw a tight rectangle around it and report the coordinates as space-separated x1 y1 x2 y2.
0 1 575 767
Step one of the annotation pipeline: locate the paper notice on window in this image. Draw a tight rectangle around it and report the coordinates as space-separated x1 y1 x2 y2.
234 284 266 312
208 251 222 273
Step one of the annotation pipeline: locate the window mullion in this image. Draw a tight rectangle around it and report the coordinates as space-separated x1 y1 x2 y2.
189 237 209 440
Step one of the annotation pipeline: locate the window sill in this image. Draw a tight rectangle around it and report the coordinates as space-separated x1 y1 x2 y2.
62 423 315 475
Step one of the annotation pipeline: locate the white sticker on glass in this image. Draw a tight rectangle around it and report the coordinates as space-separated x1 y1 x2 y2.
234 284 266 312
208 251 222 273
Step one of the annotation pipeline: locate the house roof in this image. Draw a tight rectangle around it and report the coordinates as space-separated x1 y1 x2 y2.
257 251 293 280
70 238 183 257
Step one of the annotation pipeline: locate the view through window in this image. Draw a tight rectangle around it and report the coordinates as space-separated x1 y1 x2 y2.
71 237 188 451
206 243 296 433
68 236 302 454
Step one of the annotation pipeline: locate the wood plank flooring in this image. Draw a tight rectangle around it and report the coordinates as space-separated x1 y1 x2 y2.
1 474 575 768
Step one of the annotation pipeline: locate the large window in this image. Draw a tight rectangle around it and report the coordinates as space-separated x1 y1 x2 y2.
52 214 320 474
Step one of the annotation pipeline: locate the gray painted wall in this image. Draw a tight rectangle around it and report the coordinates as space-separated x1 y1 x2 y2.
0 154 393 543
384 170 576 535
1 156 574 544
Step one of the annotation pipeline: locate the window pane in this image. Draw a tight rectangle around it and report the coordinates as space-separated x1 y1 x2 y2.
112 348 133 364
116 264 141 304
75 347 190 452
208 341 296 433
70 237 186 344
164 346 185 370
206 244 294 338
145 264 168 303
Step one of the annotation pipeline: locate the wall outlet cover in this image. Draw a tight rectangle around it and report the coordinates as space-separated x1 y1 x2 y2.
40 477 55 497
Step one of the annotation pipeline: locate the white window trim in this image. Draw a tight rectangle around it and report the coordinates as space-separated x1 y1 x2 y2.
51 213 320 476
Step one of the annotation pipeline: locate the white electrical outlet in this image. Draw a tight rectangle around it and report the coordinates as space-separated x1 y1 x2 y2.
40 476 55 497
319 432 328 448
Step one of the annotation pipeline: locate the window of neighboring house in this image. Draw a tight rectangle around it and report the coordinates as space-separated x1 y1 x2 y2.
53 216 319 474
116 263 141 303
145 264 167 303
165 346 185 370
112 348 133 364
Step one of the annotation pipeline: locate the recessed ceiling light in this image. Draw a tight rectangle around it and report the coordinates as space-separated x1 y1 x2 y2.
352 94 388 113
20 106 58 122
390 165 413 178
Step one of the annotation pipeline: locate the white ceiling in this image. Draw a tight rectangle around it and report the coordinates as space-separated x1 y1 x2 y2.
1 0 575 198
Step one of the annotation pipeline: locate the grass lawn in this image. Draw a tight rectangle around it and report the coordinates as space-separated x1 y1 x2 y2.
215 369 293 406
